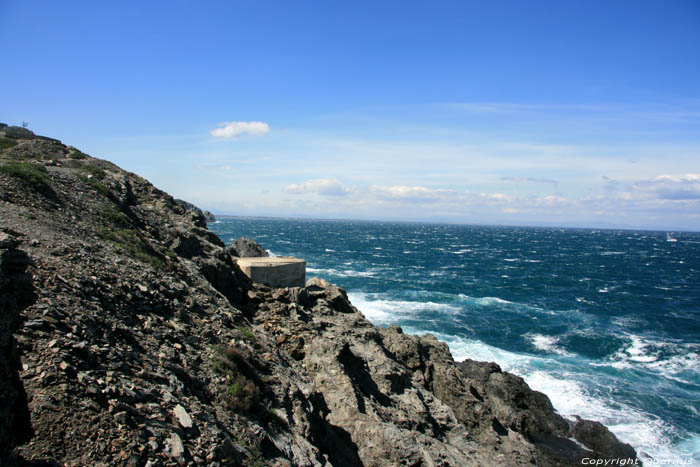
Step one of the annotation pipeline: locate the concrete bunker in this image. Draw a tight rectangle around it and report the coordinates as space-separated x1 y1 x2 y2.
235 256 306 288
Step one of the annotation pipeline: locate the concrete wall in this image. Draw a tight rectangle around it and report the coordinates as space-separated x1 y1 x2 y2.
236 257 306 288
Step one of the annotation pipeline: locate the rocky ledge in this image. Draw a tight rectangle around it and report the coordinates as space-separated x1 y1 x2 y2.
0 127 637 466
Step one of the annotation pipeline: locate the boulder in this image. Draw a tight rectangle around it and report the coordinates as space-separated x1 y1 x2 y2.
229 237 269 258
572 418 637 459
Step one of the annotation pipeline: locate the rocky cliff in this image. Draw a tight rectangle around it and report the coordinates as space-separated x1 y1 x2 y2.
0 127 637 466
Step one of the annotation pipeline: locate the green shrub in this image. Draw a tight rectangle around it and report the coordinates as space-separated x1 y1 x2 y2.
101 228 161 267
79 175 110 198
0 137 18 151
78 164 106 179
69 149 88 159
237 326 256 342
101 206 131 227
0 162 52 192
264 409 287 430
213 346 261 412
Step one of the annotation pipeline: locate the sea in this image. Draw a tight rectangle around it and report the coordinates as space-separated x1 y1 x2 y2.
209 217 700 464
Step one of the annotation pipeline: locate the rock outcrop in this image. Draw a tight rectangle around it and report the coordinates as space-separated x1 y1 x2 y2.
229 237 269 258
174 198 217 224
0 130 637 466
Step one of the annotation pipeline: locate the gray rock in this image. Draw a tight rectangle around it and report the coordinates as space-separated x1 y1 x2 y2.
229 237 269 258
167 432 186 464
173 199 215 224
173 404 193 429
572 418 637 459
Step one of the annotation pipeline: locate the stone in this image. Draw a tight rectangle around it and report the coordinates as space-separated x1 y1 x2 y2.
228 237 269 258
572 418 637 459
173 404 193 429
167 432 186 464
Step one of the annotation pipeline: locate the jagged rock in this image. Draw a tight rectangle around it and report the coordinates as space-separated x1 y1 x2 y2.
0 243 35 462
174 198 216 224
572 418 637 459
229 236 269 258
167 432 186 464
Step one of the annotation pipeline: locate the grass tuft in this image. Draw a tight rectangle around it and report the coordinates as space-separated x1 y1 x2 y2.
101 227 161 267
0 162 52 192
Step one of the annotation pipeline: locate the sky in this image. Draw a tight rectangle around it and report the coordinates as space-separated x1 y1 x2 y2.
1 0 700 230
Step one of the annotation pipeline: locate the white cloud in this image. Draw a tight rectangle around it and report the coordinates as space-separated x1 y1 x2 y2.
633 173 700 200
370 185 453 202
284 178 350 197
210 121 270 138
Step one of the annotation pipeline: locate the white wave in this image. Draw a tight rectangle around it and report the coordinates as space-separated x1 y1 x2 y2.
348 293 462 325
457 294 513 306
307 267 377 279
325 248 335 252
601 335 700 383
428 334 691 463
452 249 472 255
525 333 572 356
266 249 277 257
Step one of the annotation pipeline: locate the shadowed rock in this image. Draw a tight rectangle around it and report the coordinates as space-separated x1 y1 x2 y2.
229 236 269 258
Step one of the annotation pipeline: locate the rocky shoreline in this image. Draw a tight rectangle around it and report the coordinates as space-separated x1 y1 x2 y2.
1 126 637 466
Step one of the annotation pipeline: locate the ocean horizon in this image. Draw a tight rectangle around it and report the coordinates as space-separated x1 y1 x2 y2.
210 216 700 464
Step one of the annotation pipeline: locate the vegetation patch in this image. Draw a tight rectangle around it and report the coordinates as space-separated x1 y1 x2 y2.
236 326 256 343
213 346 262 412
264 409 287 430
78 164 106 180
0 137 18 151
79 175 111 198
69 149 89 159
0 162 52 193
101 206 131 228
101 227 161 267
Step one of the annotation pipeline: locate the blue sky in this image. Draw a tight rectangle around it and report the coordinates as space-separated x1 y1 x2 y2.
2 1 700 230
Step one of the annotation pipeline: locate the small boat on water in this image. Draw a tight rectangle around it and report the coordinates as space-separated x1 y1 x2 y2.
666 232 678 242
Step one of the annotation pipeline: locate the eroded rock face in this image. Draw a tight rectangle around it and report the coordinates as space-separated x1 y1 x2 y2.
0 234 34 463
253 281 638 466
0 134 637 466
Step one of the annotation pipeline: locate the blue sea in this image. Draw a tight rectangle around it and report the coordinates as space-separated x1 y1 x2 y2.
210 217 700 464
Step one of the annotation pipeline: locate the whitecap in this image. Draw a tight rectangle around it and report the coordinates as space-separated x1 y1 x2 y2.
348 292 462 325
525 333 572 356
307 267 377 278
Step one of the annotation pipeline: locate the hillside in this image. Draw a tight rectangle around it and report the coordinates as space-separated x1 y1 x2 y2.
0 126 636 466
